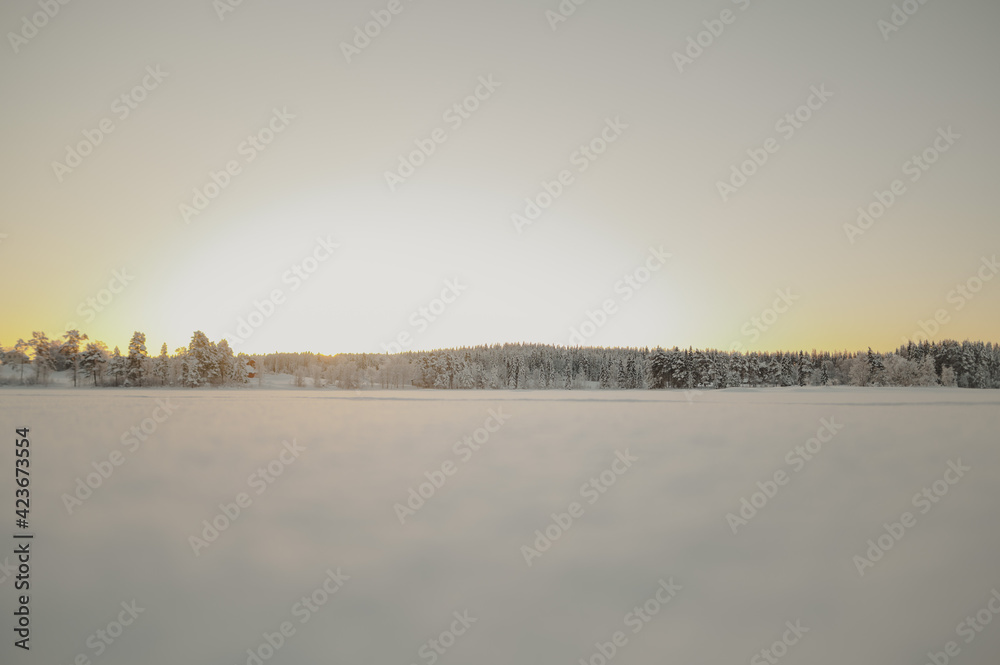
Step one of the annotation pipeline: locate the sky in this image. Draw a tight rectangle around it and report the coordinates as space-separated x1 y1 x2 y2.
1 0 998 355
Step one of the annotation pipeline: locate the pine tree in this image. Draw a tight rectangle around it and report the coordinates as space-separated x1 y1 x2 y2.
757 353 776 386
667 348 687 389
215 339 236 384
127 332 148 386
29 331 54 384
457 363 475 389
797 352 812 387
182 351 201 387
81 342 109 386
231 353 250 384
599 361 612 388
186 331 215 386
711 353 730 388
12 339 30 384
778 354 795 386
563 353 574 389
155 343 170 385
648 348 669 389
866 347 885 386
543 358 556 389
61 330 89 387
108 346 125 386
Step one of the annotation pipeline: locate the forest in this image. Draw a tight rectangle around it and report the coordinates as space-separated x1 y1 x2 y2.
2 330 999 390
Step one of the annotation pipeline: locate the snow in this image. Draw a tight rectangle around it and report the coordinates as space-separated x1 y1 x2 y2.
1 387 998 665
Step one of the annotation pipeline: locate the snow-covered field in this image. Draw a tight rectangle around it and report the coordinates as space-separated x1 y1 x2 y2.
0 387 998 665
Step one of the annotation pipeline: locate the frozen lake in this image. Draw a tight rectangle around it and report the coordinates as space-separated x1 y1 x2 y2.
1 387 998 665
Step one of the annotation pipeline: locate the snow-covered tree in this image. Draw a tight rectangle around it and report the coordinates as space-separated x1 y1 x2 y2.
848 353 870 386
231 353 251 384
819 360 832 386
866 348 885 386
616 359 627 389
154 343 170 386
107 346 125 386
599 361 612 388
562 354 574 389
127 331 148 386
184 354 201 386
12 339 30 384
648 348 670 389
61 330 89 387
457 361 475 389
184 331 216 386
81 342 109 386
215 339 236 384
796 352 812 387
29 331 55 385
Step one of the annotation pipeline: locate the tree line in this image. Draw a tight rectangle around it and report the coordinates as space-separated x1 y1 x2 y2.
0 330 250 387
2 332 998 390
